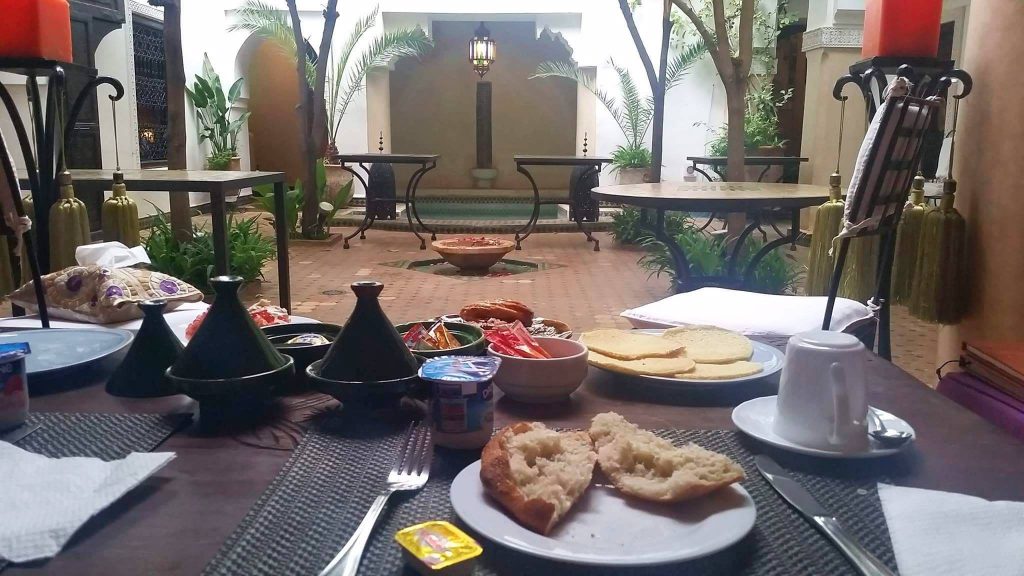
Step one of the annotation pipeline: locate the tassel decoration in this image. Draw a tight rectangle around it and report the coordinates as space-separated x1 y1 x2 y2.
102 169 140 246
805 172 845 295
909 178 967 324
838 234 880 303
49 170 90 270
891 172 928 304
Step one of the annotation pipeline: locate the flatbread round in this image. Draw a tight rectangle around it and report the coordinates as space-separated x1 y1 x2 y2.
662 326 753 364
580 329 685 360
589 350 695 376
676 361 763 380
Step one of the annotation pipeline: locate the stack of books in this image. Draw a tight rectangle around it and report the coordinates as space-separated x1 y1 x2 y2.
937 342 1024 441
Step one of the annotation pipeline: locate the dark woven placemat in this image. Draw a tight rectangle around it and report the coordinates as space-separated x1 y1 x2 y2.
14 412 189 460
204 417 897 576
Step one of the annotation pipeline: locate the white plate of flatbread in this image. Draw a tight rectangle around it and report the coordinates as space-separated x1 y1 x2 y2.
583 328 784 388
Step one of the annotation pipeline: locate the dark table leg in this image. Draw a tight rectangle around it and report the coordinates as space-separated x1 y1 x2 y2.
513 164 542 250
273 181 291 311
210 190 230 275
574 164 601 251
342 165 371 249
407 161 437 249
739 212 801 286
638 209 692 293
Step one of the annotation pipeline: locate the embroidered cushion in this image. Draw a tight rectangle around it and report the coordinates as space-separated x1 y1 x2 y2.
8 265 203 324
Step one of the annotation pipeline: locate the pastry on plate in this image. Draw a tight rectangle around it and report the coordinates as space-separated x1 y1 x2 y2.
661 326 754 364
579 329 685 360
679 361 763 380
480 422 597 535
588 350 696 376
588 412 744 502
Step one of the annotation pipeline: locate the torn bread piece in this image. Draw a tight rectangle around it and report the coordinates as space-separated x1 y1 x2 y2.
589 412 745 502
480 422 597 534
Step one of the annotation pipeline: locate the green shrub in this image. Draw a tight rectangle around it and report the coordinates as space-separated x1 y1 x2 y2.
637 226 801 295
143 208 276 292
611 206 693 245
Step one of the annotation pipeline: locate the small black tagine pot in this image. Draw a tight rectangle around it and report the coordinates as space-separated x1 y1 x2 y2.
307 281 420 410
166 276 294 431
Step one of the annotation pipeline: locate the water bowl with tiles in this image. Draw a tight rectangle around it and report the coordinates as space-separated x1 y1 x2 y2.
431 237 515 271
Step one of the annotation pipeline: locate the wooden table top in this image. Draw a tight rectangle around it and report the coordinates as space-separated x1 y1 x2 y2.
686 155 809 165
16 169 286 193
514 155 613 166
13 344 1024 575
591 182 830 211
329 153 439 164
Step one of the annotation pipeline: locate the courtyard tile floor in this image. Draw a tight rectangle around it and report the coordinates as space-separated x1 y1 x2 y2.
252 227 940 387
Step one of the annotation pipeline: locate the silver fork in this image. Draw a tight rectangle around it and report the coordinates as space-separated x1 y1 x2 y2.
318 420 433 576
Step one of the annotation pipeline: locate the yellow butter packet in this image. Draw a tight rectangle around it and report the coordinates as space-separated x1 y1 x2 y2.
395 521 482 575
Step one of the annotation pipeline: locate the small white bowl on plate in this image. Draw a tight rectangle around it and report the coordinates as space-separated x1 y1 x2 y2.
487 337 588 403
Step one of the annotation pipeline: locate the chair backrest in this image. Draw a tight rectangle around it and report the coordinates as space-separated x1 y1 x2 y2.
842 94 941 239
822 93 941 357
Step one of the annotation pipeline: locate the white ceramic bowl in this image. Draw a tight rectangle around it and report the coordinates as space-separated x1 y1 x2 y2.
487 337 589 403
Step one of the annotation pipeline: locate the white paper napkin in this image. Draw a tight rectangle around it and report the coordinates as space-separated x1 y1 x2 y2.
0 441 175 563
878 483 1024 576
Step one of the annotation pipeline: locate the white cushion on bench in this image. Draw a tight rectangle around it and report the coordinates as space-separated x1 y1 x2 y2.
620 288 874 337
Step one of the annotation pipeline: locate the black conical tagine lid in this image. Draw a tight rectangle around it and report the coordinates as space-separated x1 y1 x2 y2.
107 299 181 397
317 281 419 382
170 276 289 380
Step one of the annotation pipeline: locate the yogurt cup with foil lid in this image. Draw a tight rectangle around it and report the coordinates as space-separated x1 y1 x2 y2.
418 356 501 383
419 357 499 450
0 342 31 431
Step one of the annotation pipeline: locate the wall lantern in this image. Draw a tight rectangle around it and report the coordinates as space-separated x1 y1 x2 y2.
468 22 495 78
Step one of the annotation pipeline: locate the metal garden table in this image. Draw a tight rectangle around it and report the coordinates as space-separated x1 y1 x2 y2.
513 155 613 251
329 153 438 250
591 182 829 293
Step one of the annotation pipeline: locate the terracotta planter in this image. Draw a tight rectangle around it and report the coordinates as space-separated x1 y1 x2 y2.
615 167 649 185
431 237 515 271
323 163 354 204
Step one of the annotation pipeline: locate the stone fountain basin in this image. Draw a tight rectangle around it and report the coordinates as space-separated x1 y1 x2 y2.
431 238 515 270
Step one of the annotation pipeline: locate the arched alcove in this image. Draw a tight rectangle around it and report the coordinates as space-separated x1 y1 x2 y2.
235 34 304 184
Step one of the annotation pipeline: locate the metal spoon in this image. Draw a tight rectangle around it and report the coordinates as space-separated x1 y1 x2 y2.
868 409 913 446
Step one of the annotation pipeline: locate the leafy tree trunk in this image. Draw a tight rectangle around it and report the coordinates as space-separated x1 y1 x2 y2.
619 0 673 183
285 0 338 238
150 0 191 241
672 0 755 236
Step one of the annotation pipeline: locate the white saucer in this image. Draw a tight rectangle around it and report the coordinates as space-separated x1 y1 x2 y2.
732 395 915 459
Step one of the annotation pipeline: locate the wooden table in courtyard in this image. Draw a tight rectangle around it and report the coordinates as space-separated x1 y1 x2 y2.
17 169 291 310
11 342 1024 574
591 182 829 293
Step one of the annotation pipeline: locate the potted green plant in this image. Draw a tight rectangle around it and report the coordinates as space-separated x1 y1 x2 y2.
704 82 793 181
533 41 704 185
251 159 353 242
185 53 251 179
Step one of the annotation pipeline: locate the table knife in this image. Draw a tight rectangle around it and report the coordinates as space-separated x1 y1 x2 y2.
755 455 895 576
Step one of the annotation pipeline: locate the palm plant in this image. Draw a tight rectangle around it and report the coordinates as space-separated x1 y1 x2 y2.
229 1 431 154
184 53 250 169
531 40 705 172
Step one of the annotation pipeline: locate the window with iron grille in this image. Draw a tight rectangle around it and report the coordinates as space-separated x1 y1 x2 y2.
133 17 168 166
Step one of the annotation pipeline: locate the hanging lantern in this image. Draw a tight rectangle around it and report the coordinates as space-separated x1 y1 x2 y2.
468 22 495 78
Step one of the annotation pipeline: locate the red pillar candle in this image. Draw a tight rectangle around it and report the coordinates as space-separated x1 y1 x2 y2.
0 0 73 62
862 0 942 59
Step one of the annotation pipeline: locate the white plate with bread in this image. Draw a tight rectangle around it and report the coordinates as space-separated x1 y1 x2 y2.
582 327 784 388
450 414 756 567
